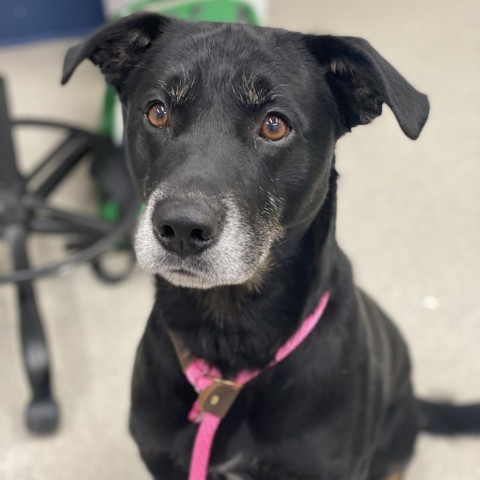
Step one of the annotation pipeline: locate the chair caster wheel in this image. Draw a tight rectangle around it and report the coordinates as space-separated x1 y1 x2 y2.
26 398 60 434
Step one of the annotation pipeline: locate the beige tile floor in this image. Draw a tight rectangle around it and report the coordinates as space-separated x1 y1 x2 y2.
0 1 479 479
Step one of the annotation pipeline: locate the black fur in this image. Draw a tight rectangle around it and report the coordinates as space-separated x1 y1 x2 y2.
63 13 479 480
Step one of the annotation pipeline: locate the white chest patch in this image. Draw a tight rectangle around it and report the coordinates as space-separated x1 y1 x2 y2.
212 454 244 479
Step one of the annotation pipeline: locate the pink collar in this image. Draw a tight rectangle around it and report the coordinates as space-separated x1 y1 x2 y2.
168 291 330 480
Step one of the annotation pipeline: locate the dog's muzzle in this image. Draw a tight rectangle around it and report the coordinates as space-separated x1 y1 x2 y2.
134 188 279 289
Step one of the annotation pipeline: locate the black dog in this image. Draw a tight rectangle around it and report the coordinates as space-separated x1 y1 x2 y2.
62 13 480 480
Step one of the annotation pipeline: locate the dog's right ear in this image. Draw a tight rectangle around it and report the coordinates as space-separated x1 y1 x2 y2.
303 35 429 140
61 12 171 90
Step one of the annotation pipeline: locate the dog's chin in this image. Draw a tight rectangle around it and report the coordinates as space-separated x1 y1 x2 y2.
158 268 254 290
134 243 270 290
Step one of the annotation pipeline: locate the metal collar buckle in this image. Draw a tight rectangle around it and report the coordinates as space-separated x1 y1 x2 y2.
197 378 243 419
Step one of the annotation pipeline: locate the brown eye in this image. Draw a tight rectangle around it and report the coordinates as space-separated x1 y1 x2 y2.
147 102 169 128
260 115 289 141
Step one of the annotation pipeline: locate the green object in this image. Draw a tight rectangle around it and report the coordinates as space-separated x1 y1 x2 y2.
99 85 117 137
100 199 120 222
117 0 258 23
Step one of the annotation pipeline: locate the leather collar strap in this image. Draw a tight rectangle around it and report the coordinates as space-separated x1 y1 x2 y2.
168 291 330 480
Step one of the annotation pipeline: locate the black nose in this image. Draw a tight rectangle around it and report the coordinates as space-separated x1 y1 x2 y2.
152 199 222 256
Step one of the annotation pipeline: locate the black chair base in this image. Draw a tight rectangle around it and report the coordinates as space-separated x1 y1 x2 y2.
0 77 137 434
27 398 60 434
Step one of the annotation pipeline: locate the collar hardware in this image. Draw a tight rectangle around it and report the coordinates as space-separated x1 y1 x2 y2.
197 378 243 419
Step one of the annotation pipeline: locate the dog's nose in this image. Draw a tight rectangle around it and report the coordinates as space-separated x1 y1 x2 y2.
152 199 222 256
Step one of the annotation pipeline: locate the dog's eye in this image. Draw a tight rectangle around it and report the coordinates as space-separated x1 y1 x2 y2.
260 115 289 141
147 102 169 128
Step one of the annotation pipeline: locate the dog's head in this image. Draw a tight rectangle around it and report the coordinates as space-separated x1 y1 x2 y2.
63 13 429 289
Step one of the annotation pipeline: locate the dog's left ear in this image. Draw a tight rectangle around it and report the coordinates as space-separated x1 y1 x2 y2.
303 35 429 139
61 13 171 90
